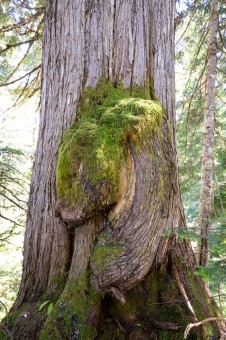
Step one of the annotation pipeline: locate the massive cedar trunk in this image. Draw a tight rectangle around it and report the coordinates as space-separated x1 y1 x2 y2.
6 0 225 339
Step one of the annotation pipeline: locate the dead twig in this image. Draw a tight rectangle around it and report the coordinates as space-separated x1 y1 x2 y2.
184 317 226 339
174 269 197 321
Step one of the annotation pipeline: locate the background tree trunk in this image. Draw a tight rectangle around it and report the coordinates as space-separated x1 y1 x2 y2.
198 0 218 267
6 0 224 339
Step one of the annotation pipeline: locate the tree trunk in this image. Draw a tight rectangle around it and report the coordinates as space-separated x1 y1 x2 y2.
198 0 218 267
5 1 225 339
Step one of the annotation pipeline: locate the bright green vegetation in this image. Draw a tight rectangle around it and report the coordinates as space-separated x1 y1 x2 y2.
40 273 100 339
0 95 36 321
56 81 163 213
0 1 43 103
176 1 226 312
0 242 23 320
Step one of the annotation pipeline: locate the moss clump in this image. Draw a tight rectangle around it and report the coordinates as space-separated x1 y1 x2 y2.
40 273 100 340
56 81 163 214
91 242 122 271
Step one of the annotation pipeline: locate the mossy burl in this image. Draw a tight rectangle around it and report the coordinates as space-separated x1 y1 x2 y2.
56 81 164 213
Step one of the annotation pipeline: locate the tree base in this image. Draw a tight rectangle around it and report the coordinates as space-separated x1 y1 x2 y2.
3 244 224 340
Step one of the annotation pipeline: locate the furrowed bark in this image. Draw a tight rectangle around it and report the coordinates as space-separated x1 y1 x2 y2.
199 0 218 267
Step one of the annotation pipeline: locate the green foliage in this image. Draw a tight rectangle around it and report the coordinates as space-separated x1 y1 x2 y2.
194 266 210 282
56 81 163 213
0 244 22 320
0 88 36 321
176 0 226 312
39 301 54 315
0 0 44 103
176 0 226 214
39 300 51 311
162 227 200 243
0 144 28 244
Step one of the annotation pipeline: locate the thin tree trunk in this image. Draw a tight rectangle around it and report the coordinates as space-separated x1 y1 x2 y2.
199 0 218 267
4 1 224 339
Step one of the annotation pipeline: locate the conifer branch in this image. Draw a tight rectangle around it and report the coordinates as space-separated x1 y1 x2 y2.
0 64 41 87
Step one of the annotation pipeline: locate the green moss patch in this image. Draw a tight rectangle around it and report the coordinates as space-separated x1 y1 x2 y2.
40 273 100 339
56 81 163 215
91 242 122 272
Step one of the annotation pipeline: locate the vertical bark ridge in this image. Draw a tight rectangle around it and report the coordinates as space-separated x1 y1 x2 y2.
152 0 176 130
15 0 86 306
199 0 218 266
